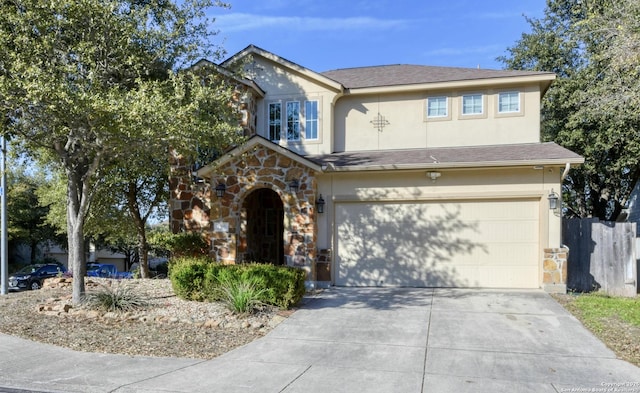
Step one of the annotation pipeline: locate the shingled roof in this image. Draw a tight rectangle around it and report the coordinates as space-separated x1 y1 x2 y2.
321 65 554 89
305 142 583 171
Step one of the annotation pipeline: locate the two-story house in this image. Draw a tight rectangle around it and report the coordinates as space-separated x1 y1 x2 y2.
169 45 583 292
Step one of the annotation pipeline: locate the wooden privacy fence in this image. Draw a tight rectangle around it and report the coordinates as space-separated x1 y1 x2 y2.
562 218 637 297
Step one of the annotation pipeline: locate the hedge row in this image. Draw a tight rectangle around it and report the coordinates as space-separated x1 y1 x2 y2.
169 257 307 309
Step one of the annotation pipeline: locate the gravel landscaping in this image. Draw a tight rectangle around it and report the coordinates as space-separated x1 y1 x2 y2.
0 278 288 359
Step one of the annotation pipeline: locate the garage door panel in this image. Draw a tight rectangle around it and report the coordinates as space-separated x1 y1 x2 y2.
336 200 539 288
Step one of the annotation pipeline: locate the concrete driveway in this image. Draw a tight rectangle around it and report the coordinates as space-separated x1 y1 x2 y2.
1 288 639 393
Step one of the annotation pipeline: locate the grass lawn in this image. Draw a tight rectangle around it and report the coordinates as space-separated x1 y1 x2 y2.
554 292 640 367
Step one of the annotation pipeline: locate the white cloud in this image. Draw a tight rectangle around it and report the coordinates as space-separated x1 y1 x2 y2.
212 13 407 33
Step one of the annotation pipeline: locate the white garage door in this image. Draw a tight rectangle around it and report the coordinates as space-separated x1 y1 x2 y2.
335 199 540 288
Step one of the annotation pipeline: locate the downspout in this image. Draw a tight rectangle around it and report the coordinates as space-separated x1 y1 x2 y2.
561 162 570 181
560 162 571 250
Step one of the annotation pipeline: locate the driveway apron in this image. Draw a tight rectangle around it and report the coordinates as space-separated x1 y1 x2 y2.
121 288 640 393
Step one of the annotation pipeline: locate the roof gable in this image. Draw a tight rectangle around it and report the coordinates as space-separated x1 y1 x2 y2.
221 45 343 92
196 136 323 178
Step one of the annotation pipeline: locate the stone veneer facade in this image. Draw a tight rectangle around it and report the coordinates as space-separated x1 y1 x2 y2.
170 143 323 284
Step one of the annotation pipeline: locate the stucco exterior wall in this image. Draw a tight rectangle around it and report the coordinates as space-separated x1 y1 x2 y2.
245 57 340 156
333 86 542 152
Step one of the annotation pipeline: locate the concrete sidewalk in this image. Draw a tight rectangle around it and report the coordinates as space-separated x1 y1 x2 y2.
1 288 639 393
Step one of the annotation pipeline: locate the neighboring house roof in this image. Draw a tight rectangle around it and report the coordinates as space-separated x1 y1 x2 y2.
305 142 584 172
321 64 555 89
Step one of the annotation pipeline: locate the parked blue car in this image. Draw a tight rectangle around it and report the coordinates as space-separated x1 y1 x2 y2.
86 263 132 279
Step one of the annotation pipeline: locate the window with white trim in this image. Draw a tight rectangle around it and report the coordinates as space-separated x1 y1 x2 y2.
462 94 483 115
286 101 300 141
427 96 448 118
498 91 520 113
305 100 318 140
268 102 281 141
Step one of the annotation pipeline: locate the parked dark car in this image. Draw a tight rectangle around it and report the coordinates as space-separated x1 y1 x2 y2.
8 263 68 291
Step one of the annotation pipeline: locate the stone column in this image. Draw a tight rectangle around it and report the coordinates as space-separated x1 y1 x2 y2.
543 247 568 293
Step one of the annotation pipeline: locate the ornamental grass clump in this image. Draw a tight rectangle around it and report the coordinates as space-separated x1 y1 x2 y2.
84 283 148 312
215 276 267 315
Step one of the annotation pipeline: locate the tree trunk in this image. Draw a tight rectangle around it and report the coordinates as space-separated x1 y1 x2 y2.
66 170 93 305
126 182 151 278
137 231 150 278
68 217 86 304
30 240 38 262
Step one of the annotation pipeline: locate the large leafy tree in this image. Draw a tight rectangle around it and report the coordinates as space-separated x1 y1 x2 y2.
0 0 238 304
499 0 640 220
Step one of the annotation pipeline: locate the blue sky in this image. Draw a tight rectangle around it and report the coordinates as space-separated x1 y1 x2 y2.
208 0 546 72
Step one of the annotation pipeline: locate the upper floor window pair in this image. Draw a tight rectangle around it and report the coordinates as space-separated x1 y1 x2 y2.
427 91 520 118
269 100 318 142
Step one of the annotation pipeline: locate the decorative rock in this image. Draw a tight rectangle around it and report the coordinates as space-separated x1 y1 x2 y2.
204 319 221 328
53 304 72 313
250 322 264 329
268 315 287 328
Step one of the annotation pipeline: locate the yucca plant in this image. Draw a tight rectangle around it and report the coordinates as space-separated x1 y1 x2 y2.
83 283 148 312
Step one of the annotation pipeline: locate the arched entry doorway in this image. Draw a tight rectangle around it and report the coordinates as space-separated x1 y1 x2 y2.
243 188 284 265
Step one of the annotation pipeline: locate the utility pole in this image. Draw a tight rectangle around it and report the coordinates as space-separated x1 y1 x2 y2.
1 135 7 295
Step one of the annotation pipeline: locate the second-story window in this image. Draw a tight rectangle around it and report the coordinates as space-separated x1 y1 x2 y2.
462 94 483 115
286 101 300 141
498 91 520 113
427 96 448 118
305 100 318 140
269 102 281 141
269 99 320 142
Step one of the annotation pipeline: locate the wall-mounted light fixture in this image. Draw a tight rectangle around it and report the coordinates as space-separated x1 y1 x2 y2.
548 189 559 210
289 179 299 193
316 194 326 214
427 171 441 182
215 182 226 198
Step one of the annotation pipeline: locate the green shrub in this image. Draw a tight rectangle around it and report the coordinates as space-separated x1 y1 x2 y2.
83 283 148 312
235 264 306 309
169 256 214 301
169 259 307 309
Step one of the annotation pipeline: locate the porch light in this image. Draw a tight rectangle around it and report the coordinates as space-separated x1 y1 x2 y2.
548 189 559 210
289 179 299 193
215 182 226 198
316 194 326 214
